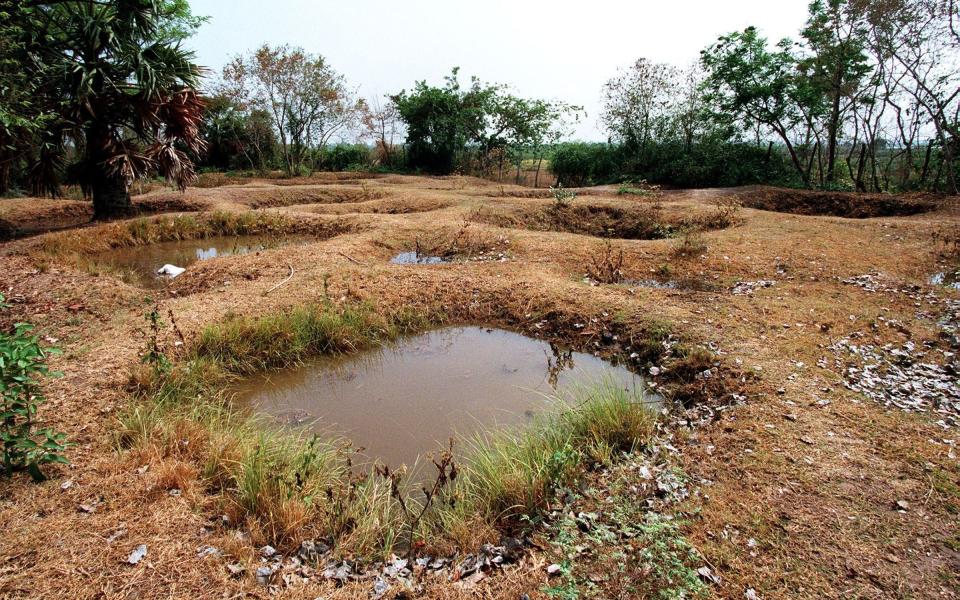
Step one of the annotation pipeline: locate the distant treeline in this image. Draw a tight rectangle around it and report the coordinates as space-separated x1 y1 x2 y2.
1 0 958 219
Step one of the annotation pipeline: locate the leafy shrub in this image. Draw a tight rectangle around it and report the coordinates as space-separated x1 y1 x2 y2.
0 294 68 481
550 140 796 189
316 144 373 171
550 143 622 186
550 182 577 208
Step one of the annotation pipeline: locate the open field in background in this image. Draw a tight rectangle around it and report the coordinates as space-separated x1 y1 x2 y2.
0 174 958 598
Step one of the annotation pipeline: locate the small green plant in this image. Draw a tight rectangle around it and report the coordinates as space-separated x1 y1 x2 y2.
0 293 69 481
617 179 661 197
550 182 577 208
142 303 171 376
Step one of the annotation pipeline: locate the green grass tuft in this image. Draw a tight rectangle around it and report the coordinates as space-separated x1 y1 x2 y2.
120 303 660 556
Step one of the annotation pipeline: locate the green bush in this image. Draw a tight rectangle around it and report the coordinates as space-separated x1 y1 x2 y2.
0 294 69 481
550 143 622 186
316 144 373 171
550 140 797 188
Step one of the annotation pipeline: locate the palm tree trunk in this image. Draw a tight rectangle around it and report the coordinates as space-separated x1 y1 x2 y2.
87 127 135 220
92 173 134 220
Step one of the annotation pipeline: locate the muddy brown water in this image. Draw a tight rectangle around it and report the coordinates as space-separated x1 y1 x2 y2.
89 235 304 288
236 327 657 472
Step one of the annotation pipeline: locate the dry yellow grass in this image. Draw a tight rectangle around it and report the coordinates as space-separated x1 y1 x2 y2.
0 175 957 598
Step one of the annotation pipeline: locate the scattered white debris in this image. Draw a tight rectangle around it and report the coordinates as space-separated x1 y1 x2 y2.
731 280 776 296
157 264 186 278
127 544 147 565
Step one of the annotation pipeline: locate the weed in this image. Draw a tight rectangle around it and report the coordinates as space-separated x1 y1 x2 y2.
671 231 708 259
193 303 424 374
142 304 171 376
0 293 69 481
379 439 457 558
617 179 662 198
550 182 577 209
587 240 625 284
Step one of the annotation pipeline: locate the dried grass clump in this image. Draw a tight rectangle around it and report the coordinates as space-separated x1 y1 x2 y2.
671 231 708 259
587 240 625 284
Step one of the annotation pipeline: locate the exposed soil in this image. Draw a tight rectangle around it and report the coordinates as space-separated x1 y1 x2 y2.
0 197 93 239
0 177 958 599
473 199 684 240
734 185 942 218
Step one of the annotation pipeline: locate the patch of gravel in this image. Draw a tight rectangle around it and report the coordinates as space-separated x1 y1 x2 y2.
831 272 960 428
830 337 958 428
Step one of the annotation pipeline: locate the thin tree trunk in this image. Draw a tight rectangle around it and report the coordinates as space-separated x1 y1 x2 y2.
534 155 543 188
855 143 868 192
919 139 934 189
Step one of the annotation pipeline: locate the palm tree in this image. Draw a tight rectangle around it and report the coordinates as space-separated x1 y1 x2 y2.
12 0 205 219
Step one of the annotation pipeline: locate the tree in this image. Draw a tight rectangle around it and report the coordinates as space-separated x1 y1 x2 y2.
701 27 817 184
199 94 276 172
222 45 362 176
801 0 871 184
601 58 681 148
360 96 404 167
4 0 206 218
392 68 579 176
391 70 468 173
856 0 960 193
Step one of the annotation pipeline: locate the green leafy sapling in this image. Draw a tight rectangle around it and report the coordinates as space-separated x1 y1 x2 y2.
0 293 69 482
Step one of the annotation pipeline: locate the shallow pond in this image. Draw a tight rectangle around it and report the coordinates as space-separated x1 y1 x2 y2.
236 327 656 470
90 235 303 288
930 270 960 289
390 251 449 265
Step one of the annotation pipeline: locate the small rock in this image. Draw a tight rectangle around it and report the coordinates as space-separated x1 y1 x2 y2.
649 366 661 376
197 545 220 559
546 563 563 576
895 500 910 511
226 563 245 577
255 565 273 586
800 436 815 445
127 544 147 565
783 414 798 422
260 545 277 558
697 565 721 584
78 504 96 514
745 589 760 600
372 577 390 599
60 480 73 491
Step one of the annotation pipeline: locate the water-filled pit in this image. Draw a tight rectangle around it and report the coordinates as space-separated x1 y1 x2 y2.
236 327 657 471
930 270 960 289
89 235 305 288
390 251 449 265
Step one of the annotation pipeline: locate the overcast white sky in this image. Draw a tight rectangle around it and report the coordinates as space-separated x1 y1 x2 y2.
187 0 811 141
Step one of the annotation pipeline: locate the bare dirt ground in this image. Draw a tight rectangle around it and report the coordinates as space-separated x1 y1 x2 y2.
0 175 957 599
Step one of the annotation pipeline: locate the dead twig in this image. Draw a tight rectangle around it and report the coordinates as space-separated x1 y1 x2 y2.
263 263 294 296
337 251 367 266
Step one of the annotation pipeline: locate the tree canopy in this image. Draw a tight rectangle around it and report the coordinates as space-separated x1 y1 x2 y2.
0 0 207 217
